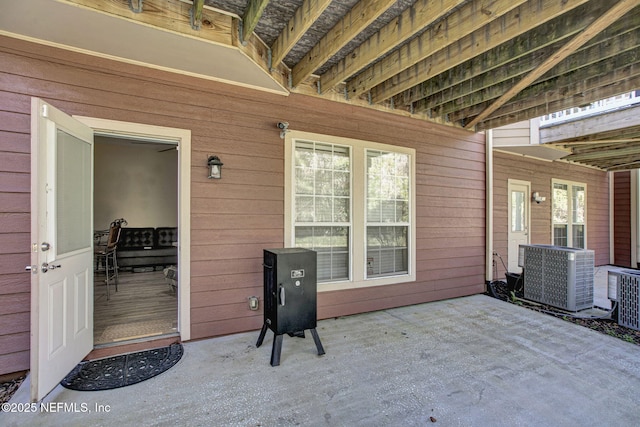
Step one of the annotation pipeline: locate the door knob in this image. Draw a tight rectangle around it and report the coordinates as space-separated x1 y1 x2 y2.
41 262 61 273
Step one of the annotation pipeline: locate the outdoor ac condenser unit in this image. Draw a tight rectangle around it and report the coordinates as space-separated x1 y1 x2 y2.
520 244 594 311
607 269 640 331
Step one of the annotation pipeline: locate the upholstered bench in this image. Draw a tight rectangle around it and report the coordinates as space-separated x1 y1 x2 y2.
117 227 177 270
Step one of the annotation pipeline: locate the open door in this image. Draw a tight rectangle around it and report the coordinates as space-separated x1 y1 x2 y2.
507 179 531 273
29 98 94 401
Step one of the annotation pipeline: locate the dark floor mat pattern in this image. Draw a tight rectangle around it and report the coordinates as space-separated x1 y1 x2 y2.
61 343 183 391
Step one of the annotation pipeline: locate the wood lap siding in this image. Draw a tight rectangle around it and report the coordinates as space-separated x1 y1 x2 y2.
0 77 31 374
0 35 485 374
613 171 632 267
492 151 610 279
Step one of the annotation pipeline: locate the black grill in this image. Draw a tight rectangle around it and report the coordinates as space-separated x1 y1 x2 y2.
256 248 325 366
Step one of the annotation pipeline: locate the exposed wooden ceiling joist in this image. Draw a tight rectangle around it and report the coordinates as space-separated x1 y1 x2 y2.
241 0 270 42
465 0 640 129
191 0 205 30
362 0 589 104
408 0 625 114
8 0 640 147
270 0 332 68
291 0 396 88
318 0 460 93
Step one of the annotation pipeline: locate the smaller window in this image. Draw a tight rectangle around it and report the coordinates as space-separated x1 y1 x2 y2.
366 150 410 278
552 180 586 248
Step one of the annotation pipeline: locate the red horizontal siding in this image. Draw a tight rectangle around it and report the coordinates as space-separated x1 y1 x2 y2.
492 151 610 279
0 35 486 375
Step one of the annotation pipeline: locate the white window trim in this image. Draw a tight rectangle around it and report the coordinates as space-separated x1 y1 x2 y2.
551 178 587 249
285 130 416 292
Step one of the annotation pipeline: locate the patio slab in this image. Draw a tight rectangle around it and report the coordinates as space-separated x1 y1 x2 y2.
5 294 640 426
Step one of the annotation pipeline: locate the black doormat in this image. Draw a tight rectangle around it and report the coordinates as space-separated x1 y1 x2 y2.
60 343 183 391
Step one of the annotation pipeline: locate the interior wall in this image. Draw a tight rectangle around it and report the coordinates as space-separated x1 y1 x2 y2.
492 151 610 279
94 137 178 230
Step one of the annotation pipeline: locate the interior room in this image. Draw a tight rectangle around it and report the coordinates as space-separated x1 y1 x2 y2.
93 136 179 346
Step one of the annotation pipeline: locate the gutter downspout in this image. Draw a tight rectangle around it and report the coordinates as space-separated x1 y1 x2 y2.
486 129 494 285
633 169 638 268
609 172 615 265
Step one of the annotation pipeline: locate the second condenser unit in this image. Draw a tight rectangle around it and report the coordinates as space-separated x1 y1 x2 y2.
519 244 594 311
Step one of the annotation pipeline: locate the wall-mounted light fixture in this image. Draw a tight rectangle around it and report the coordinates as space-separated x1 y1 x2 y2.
207 155 223 179
532 191 546 204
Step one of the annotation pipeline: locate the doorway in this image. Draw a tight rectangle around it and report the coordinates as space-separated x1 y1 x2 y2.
507 179 531 273
30 100 191 401
93 136 178 345
75 115 192 344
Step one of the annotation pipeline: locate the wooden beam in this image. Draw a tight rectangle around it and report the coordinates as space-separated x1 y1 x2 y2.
346 0 531 100
540 103 640 145
270 0 332 68
191 0 204 30
570 140 640 154
318 0 459 93
465 0 640 130
468 45 640 127
403 0 624 110
476 71 640 130
606 159 640 171
565 144 640 162
362 0 590 104
65 0 234 45
291 0 396 88
555 139 640 147
242 0 270 43
436 42 640 119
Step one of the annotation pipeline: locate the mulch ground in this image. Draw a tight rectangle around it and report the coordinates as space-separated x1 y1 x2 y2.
487 280 640 346
0 374 26 405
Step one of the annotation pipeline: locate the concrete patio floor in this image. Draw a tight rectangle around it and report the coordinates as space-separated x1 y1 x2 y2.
5 293 640 427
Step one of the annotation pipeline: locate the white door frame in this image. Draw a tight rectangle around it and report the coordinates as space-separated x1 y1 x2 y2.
75 116 191 341
507 179 531 273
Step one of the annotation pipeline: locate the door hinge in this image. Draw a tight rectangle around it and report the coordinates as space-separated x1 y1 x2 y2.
41 104 48 118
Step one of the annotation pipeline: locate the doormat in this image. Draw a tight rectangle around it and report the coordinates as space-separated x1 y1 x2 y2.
98 319 177 344
60 343 183 391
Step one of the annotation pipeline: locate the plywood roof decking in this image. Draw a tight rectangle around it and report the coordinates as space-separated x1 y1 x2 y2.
4 0 640 167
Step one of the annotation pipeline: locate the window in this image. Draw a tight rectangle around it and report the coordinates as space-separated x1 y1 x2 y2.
293 141 351 282
285 131 416 291
552 180 586 248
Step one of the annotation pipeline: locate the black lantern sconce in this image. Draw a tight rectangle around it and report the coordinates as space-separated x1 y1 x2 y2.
207 155 223 179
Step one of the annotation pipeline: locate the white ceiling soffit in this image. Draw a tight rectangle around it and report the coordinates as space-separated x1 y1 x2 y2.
0 0 288 95
494 145 569 162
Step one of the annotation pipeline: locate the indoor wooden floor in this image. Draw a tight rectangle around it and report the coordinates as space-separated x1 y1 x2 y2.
93 270 178 345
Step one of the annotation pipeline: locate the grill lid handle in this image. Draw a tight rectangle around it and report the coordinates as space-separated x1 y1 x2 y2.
279 285 285 306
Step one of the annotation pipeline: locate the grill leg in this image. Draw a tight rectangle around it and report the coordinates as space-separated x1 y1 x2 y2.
270 334 283 366
310 328 325 356
256 323 268 348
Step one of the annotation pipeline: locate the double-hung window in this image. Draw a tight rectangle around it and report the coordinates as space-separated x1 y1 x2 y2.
285 131 416 291
552 179 586 248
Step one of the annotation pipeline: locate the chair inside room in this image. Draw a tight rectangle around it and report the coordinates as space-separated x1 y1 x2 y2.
95 218 126 300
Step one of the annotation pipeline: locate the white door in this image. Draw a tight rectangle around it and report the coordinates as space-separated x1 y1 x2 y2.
507 180 530 273
29 98 94 402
